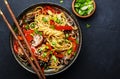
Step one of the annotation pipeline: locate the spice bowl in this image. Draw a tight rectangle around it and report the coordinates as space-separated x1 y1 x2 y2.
72 0 96 18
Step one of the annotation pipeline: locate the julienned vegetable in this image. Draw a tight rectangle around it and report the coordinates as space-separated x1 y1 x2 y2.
74 0 94 16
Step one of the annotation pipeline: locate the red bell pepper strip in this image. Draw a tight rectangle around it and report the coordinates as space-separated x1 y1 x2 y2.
53 52 64 58
55 26 73 30
17 36 23 41
68 37 77 52
50 20 55 25
43 6 56 13
23 29 34 44
13 40 18 54
46 43 52 50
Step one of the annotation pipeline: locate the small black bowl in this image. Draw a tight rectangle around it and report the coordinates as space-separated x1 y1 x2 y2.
10 2 82 76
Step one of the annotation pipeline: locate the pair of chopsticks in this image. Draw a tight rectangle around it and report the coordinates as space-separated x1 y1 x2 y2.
0 0 46 79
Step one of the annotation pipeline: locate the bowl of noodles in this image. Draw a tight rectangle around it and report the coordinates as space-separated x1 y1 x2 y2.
10 3 82 75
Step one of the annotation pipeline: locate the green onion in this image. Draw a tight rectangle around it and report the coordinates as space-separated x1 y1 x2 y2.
60 0 63 3
24 20 27 23
34 29 39 34
45 46 49 49
42 52 47 58
81 6 88 10
74 0 94 16
38 31 43 36
56 18 61 24
52 41 56 46
86 24 91 28
30 23 35 28
38 48 43 53
52 55 57 62
34 29 42 35
25 25 29 30
42 17 48 22
65 34 69 38
65 39 69 43
67 49 72 55
74 3 80 7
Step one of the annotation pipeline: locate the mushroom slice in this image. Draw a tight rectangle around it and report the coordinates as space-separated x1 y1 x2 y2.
32 34 43 47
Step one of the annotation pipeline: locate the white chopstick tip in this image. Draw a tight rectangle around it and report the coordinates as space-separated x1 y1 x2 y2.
4 0 8 4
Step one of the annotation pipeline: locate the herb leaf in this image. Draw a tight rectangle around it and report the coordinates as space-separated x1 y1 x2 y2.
86 24 91 28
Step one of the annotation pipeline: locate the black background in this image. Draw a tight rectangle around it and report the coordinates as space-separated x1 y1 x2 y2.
0 0 120 79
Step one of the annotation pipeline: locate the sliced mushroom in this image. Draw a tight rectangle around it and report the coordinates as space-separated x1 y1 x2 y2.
32 34 43 47
64 60 69 65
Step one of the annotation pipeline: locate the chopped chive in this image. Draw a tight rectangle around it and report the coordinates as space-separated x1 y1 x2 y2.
34 28 42 35
60 0 63 3
52 55 57 62
52 41 56 46
25 25 29 30
86 24 91 28
45 46 49 49
56 18 61 24
42 52 47 58
24 20 27 23
34 29 39 34
38 48 44 53
65 39 69 43
74 0 94 16
67 49 72 55
42 17 48 22
29 23 36 28
38 31 43 36
65 34 69 38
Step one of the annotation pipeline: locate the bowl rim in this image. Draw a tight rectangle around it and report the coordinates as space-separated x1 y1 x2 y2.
10 2 82 76
72 0 96 18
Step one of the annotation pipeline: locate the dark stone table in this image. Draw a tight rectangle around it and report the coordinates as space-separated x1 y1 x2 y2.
0 0 120 79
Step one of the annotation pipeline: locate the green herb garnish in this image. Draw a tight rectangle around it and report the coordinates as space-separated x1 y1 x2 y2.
34 29 42 35
67 49 72 55
52 55 57 62
24 20 27 23
25 25 29 30
74 0 94 16
52 41 56 46
42 17 48 22
60 0 63 3
86 24 91 28
30 23 35 28
42 52 47 58
34 28 39 34
65 34 69 38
